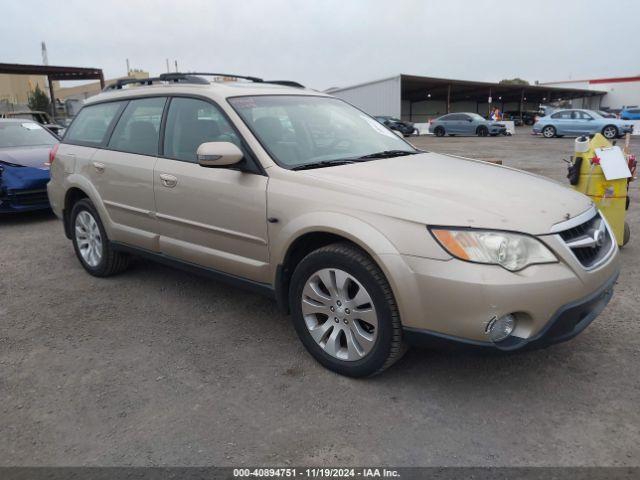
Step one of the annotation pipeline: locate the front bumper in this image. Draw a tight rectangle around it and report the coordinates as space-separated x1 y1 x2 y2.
403 270 618 351
0 188 50 213
386 230 620 350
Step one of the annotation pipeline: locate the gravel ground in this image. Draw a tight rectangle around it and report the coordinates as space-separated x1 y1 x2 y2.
1 129 639 466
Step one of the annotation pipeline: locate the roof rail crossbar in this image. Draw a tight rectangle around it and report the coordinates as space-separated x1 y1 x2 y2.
102 72 304 91
264 80 305 88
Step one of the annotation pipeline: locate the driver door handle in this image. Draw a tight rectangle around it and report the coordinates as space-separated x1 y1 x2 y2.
159 173 178 188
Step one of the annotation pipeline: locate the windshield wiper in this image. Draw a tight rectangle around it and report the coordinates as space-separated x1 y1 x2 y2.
291 159 356 171
356 150 418 160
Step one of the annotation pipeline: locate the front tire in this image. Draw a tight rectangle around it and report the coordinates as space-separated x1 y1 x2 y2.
602 125 618 140
542 125 556 138
289 243 405 377
477 126 488 137
70 198 130 277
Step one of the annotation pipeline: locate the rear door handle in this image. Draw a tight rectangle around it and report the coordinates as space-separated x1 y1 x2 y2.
92 161 105 173
159 173 178 188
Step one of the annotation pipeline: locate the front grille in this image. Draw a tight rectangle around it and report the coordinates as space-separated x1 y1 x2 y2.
8 189 49 206
558 212 613 268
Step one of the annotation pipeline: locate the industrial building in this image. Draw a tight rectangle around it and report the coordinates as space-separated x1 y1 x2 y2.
540 75 640 111
328 74 606 122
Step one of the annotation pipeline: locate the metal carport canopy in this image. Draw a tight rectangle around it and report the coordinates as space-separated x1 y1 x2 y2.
400 73 605 112
0 63 105 115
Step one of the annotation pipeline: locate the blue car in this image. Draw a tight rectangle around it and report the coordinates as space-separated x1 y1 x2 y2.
429 112 507 137
0 119 58 213
533 109 634 139
620 107 640 120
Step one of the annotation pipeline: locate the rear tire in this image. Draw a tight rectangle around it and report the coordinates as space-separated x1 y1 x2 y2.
434 126 445 137
602 125 618 140
70 198 130 277
623 222 630 246
542 125 556 138
289 242 406 377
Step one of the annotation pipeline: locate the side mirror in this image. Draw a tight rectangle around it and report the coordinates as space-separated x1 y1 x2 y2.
197 142 243 167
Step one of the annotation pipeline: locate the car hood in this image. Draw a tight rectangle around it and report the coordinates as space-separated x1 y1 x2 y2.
0 146 52 170
300 152 592 235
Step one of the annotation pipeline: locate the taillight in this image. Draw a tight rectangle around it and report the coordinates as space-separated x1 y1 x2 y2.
47 143 59 167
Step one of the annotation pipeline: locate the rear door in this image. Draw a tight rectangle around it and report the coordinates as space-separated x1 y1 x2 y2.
154 96 269 283
549 110 572 135
89 96 167 251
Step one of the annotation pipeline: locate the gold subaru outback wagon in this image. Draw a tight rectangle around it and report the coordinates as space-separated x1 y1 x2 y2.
47 73 620 377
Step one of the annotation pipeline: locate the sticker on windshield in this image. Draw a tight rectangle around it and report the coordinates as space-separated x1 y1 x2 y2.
360 115 398 138
21 122 43 130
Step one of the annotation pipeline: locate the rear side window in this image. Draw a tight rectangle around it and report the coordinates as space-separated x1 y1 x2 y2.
551 110 572 119
65 102 124 145
163 97 244 163
108 97 166 156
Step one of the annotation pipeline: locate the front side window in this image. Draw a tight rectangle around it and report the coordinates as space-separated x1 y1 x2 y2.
0 122 58 148
163 97 244 163
229 96 415 168
64 102 124 145
108 97 166 156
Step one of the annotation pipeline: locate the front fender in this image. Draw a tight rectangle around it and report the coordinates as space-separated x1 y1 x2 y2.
269 211 426 325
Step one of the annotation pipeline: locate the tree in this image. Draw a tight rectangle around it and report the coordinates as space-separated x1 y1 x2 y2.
27 84 51 112
499 78 530 86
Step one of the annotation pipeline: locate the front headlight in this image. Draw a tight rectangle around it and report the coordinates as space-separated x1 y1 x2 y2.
430 228 557 272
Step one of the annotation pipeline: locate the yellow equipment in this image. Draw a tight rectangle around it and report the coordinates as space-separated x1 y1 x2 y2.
568 133 630 246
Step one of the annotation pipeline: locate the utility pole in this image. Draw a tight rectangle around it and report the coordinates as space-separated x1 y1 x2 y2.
41 42 49 65
166 59 170 73
126 58 131 76
174 60 179 72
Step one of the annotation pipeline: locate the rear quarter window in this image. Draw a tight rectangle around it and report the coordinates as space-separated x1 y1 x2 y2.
64 102 125 145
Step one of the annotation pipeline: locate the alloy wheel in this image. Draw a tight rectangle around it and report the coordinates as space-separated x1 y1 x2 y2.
603 126 617 139
543 126 555 138
75 210 103 267
301 268 378 361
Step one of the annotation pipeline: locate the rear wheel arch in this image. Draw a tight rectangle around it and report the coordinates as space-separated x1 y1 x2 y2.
63 187 89 238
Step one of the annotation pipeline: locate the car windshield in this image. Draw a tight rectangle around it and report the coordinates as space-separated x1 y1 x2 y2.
228 95 416 168
0 122 57 148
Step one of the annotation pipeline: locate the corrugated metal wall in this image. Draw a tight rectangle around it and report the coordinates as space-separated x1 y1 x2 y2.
329 76 401 118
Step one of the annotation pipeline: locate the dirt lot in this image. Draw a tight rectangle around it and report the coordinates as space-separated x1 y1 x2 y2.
1 129 639 466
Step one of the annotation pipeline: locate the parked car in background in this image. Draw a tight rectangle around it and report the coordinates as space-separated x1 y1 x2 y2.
620 108 640 120
504 110 538 126
533 109 634 139
374 116 417 136
429 112 507 137
0 119 57 213
0 110 64 136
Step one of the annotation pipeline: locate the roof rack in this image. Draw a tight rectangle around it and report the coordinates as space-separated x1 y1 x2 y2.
103 72 304 91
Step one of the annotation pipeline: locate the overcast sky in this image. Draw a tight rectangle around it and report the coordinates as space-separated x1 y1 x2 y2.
2 0 639 90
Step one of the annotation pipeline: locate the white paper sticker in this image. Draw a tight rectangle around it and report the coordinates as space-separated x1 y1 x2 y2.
21 122 43 130
361 115 397 138
595 146 632 180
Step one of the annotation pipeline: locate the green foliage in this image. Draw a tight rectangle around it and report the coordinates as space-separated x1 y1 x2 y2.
499 78 530 86
27 84 50 112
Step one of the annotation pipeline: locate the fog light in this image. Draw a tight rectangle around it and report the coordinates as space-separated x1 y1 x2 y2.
486 314 517 343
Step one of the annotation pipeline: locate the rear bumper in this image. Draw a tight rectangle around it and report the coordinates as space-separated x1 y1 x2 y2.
403 270 618 351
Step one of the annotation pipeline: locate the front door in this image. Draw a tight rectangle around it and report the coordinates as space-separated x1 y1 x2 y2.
154 97 270 283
